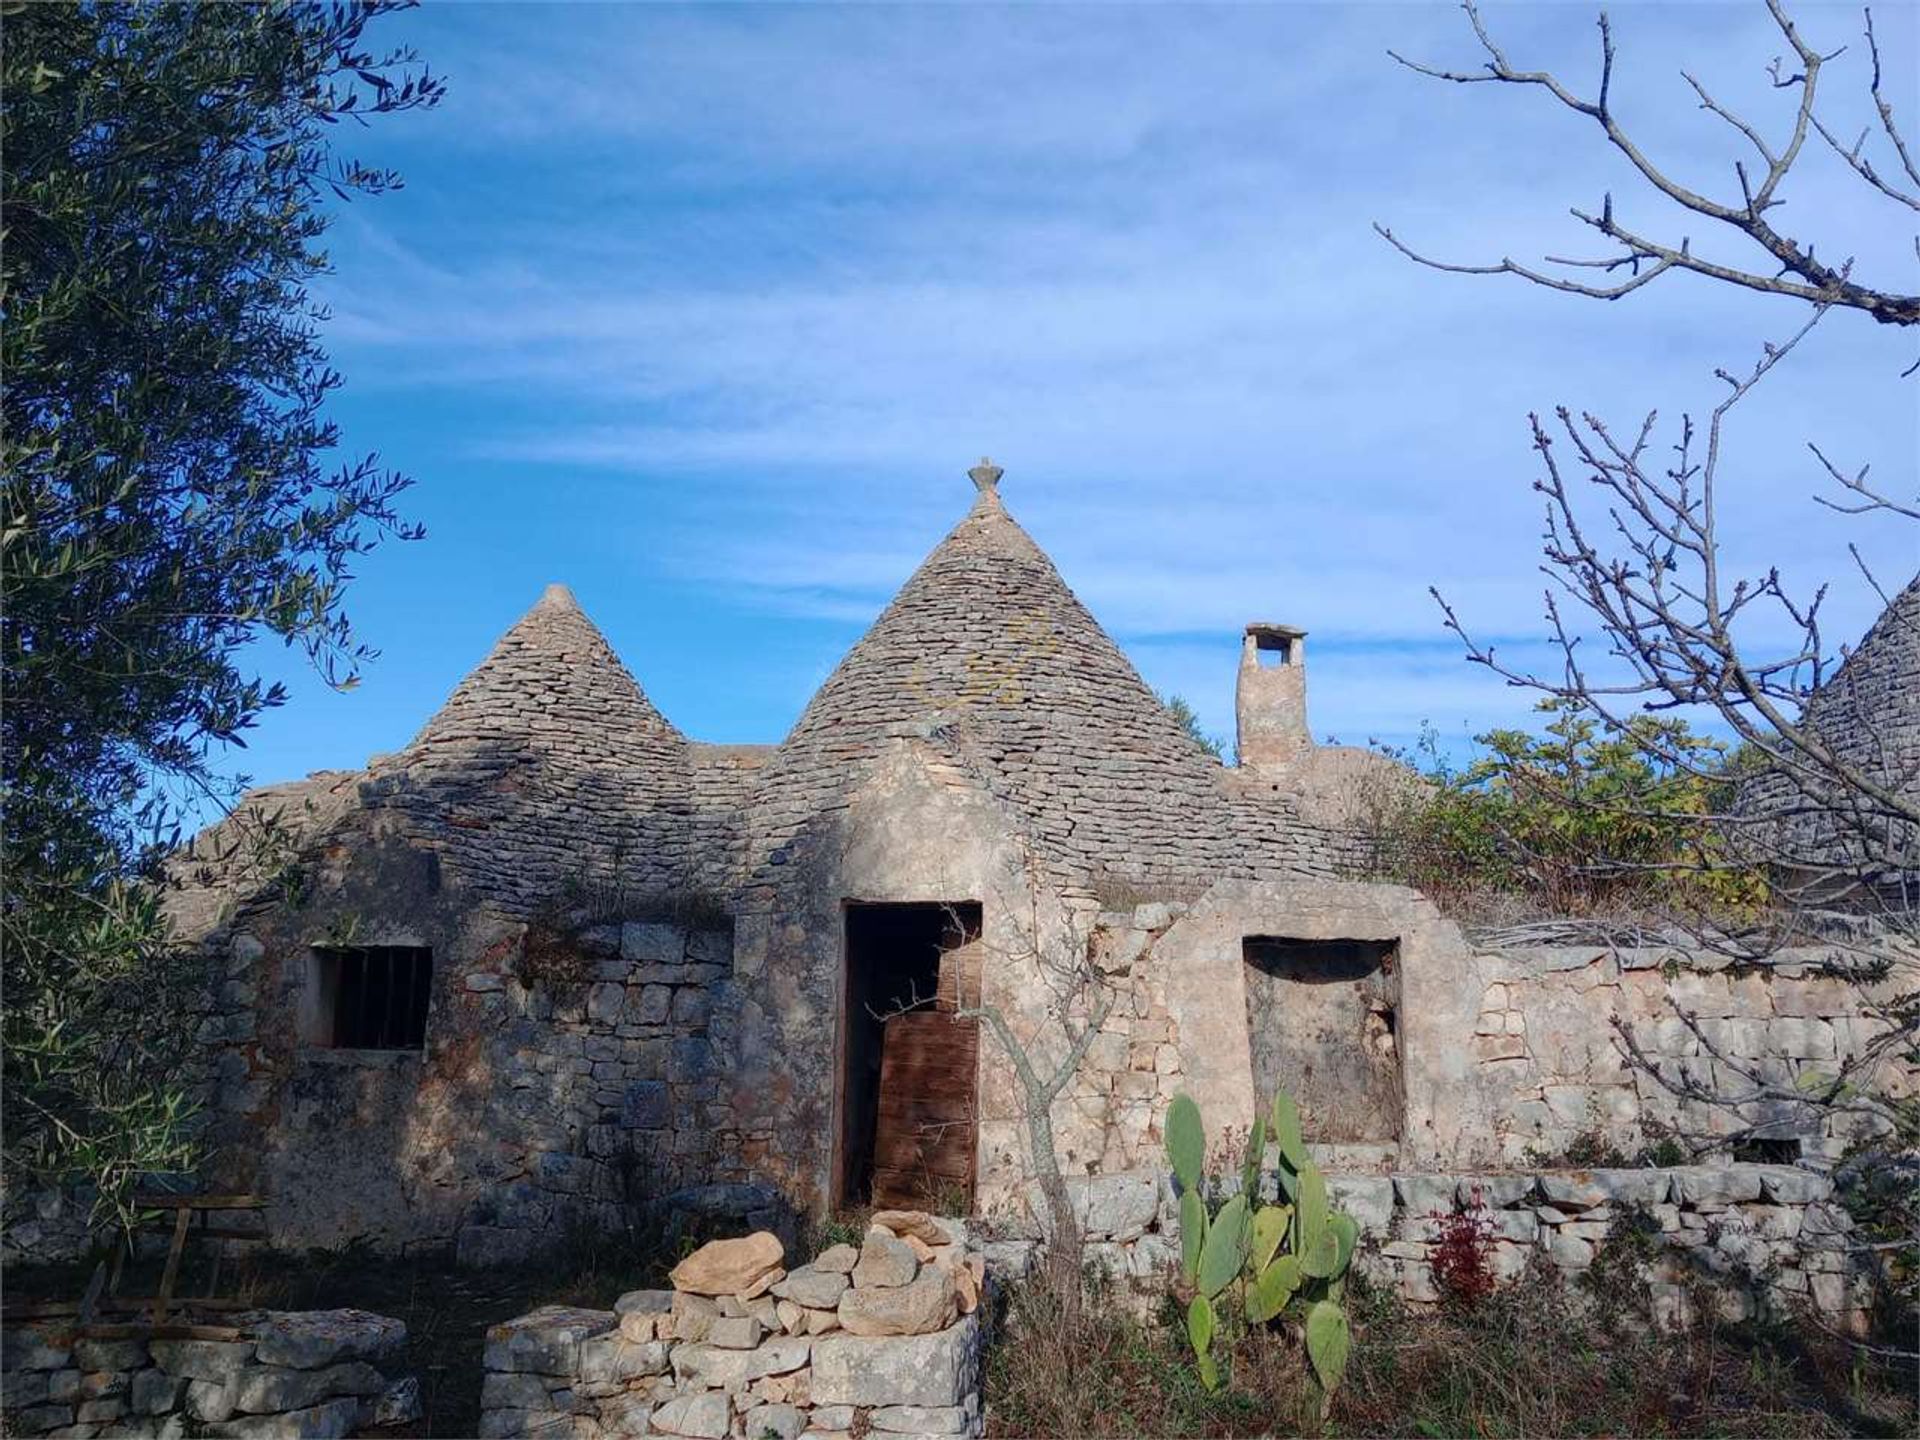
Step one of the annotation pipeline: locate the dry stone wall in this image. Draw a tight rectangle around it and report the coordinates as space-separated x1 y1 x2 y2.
480 1214 987 1440
1471 943 1912 1166
0 1309 418 1440
1066 1163 1879 1334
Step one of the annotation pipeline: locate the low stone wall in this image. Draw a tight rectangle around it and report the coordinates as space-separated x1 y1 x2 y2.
1053 1163 1878 1333
483 1305 983 1440
0 1308 418 1439
482 1215 987 1440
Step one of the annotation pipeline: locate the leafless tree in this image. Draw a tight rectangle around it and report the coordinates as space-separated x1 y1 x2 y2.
1377 0 1918 330
870 874 1115 1310
956 887 1113 1307
1381 0 1918 1327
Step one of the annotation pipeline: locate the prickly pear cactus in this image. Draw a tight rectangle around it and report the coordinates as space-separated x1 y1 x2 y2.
1306 1299 1352 1392
1178 1187 1207 1285
1161 1085 1360 1401
1166 1092 1204 1192
1198 1193 1248 1298
1245 1252 1299 1324
1250 1203 1291 1272
1187 1294 1219 1391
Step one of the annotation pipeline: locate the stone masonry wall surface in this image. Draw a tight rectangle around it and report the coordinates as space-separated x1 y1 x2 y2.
171 859 746 1260
1058 1164 1879 1334
0 1308 418 1440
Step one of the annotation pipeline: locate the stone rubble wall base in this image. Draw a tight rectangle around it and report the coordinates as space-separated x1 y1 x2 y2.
478 1304 985 1440
1045 1162 1880 1334
0 1309 419 1440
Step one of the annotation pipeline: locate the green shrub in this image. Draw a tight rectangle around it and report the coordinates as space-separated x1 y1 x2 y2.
1364 701 1768 920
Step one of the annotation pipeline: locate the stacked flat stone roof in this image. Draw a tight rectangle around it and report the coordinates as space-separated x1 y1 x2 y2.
740 482 1264 888
1740 572 1920 882
358 583 699 911
173 472 1359 930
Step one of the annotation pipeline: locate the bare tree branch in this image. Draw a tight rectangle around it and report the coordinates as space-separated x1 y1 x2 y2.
1381 0 1920 327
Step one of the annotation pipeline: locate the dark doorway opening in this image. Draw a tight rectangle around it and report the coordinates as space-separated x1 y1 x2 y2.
840 902 982 1210
1243 936 1402 1143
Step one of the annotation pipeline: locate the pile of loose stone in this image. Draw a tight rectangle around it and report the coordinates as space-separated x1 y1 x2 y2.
481 1210 988 1439
0 1308 418 1440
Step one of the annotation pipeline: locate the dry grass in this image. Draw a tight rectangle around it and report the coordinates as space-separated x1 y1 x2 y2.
985 1266 1918 1439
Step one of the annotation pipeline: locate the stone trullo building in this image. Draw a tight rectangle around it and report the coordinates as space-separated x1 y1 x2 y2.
154 462 1913 1265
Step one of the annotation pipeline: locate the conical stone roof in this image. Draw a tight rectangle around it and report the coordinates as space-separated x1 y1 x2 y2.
366 583 698 910
744 470 1245 888
1739 572 1920 880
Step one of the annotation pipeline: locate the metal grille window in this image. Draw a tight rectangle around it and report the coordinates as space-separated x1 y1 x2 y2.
312 945 432 1050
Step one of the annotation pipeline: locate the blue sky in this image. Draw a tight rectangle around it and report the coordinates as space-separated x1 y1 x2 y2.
227 0 1918 796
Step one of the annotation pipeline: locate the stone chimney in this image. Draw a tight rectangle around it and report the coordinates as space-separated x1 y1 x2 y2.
1237 623 1309 767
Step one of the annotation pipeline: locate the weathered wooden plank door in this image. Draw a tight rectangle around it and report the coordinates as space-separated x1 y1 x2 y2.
870 1011 978 1210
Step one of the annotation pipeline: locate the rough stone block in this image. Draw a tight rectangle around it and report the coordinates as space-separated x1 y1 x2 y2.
811 1244 858 1275
1079 1172 1158 1241
979 1240 1037 1282
1327 1175 1394 1234
651 1392 730 1438
73 1338 148 1372
851 1232 918 1290
249 1310 405 1370
671 1336 810 1390
3 1329 73 1372
839 1268 957 1338
477 1408 575 1439
1393 1174 1461 1217
595 1394 654 1435
232 1360 385 1414
707 1317 764 1350
1547 1234 1594 1269
150 1340 256 1384
1487 1209 1539 1244
129 1368 185 1415
744 1402 807 1440
480 1373 554 1411
773 1267 850 1311
615 1288 675 1317
1126 1233 1180 1279
811 1318 978 1409
576 1333 669 1386
2 1368 50 1409
1755 1165 1832 1205
484 1307 616 1376
869 1403 970 1434
1672 1166 1765 1207
203 1396 360 1439
621 923 683 964
76 1395 126 1425
12 1402 72 1435
187 1376 239 1422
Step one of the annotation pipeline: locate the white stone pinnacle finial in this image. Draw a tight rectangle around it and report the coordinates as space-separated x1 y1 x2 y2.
968 456 1003 493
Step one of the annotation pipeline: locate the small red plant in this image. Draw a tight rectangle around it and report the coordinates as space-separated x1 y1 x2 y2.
1427 1189 1498 1310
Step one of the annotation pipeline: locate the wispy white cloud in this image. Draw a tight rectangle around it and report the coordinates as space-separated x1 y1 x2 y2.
268 0 1919 779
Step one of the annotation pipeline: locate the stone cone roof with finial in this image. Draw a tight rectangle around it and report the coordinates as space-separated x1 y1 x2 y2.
168 461 1345 934
358 582 701 911
741 462 1265 888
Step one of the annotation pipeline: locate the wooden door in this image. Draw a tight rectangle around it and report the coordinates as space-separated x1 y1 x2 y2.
870 1011 978 1209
